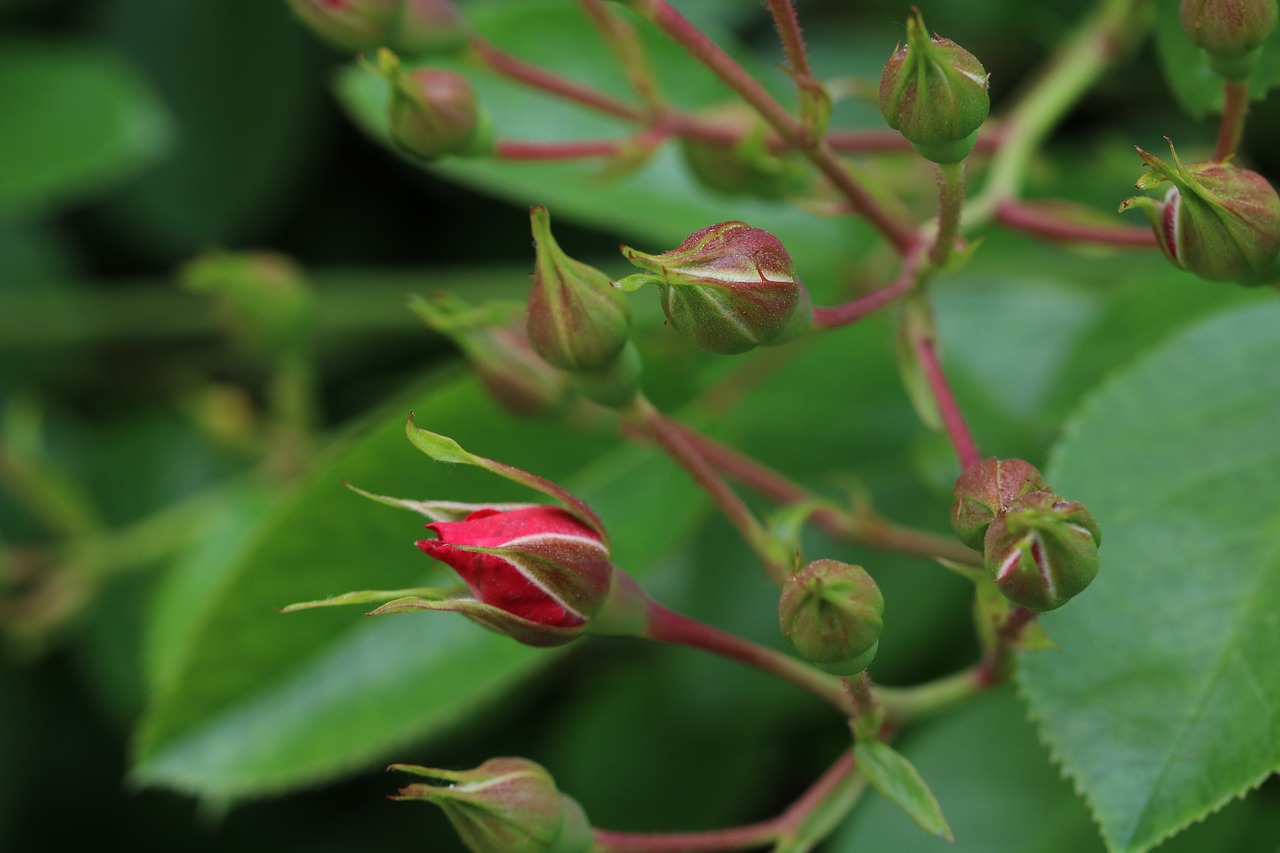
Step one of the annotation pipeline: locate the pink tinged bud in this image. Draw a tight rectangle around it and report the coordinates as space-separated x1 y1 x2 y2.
778 560 884 675
415 506 615 646
950 457 1047 550
286 0 467 55
983 491 1101 612
618 221 800 355
879 9 990 164
392 758 593 853
1181 0 1278 79
1120 140 1280 285
410 294 572 417
526 206 632 372
387 62 491 161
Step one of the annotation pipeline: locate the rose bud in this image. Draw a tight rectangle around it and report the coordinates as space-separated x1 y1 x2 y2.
617 221 800 355
778 559 884 675
386 55 492 161
983 490 1101 612
1181 0 1278 79
678 103 808 200
409 294 572 417
527 206 632 372
950 457 1047 550
286 0 467 55
392 758 593 853
411 505 615 647
879 9 990 164
1120 140 1280 285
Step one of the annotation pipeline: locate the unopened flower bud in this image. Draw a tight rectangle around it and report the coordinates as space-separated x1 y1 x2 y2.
386 56 492 161
618 221 799 355
392 758 592 853
527 206 632 373
679 103 807 200
1120 140 1280 285
879 10 990 164
779 559 884 675
410 294 572 417
983 491 1101 611
950 457 1047 550
1181 0 1278 79
415 505 615 647
286 0 467 55
181 250 313 360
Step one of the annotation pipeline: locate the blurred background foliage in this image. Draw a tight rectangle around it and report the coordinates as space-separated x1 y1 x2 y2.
1 0 1278 851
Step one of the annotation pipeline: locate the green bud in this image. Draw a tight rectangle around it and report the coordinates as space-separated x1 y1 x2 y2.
678 103 808 200
778 559 884 676
527 206 632 372
1120 140 1280 285
181 250 313 360
878 9 990 164
1181 0 1278 79
392 758 592 853
618 221 800 355
384 52 492 161
409 294 572 417
286 0 467 55
983 490 1101 612
950 457 1047 550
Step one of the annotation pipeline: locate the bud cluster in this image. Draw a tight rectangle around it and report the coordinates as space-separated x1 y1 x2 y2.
952 458 1101 611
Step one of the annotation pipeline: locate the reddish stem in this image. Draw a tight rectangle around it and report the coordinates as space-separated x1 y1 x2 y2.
811 250 923 330
1215 79 1249 161
495 139 631 160
592 752 857 852
470 36 647 122
996 199 1157 247
766 0 813 78
914 335 980 471
976 605 1037 686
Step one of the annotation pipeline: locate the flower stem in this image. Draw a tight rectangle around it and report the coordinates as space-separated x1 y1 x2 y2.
811 249 922 330
930 161 965 267
844 672 884 741
766 0 813 80
468 36 646 122
643 599 849 713
494 138 632 160
628 394 789 583
579 0 662 108
877 666 986 725
977 605 1038 686
913 331 981 471
1215 79 1249 161
996 198 1157 247
632 0 918 253
965 0 1150 227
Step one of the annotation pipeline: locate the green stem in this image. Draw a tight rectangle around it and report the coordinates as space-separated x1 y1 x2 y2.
628 395 789 583
844 672 884 741
633 0 918 253
977 605 1038 686
877 666 986 725
1215 79 1249 161
579 0 662 108
966 0 1150 227
930 162 965 267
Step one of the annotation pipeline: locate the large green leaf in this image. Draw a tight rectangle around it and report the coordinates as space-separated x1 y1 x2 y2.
0 40 170 215
1019 299 1280 852
133 374 708 800
333 2 872 296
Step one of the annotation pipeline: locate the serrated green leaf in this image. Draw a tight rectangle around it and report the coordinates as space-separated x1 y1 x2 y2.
853 738 953 841
0 40 170 215
1019 299 1280 853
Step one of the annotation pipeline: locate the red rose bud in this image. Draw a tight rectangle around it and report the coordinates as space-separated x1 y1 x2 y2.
410 294 572 417
778 559 884 676
879 9 990 164
983 491 1101 612
527 206 632 372
618 221 800 355
1181 0 1278 79
392 758 593 853
287 0 466 55
383 52 491 161
950 457 1047 550
1120 141 1280 285
416 505 614 646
